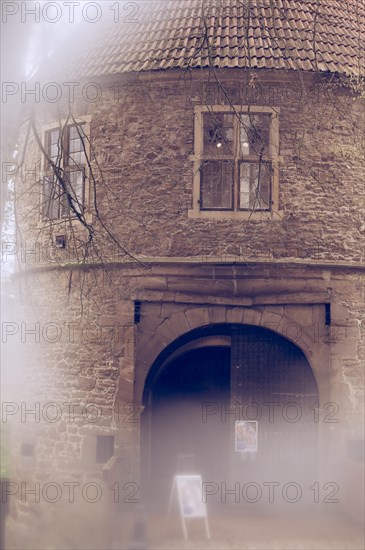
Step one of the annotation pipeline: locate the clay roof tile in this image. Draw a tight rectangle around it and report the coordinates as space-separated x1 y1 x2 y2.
49 0 365 80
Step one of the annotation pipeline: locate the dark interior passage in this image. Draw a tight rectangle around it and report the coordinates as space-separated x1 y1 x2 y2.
150 346 231 485
142 325 319 504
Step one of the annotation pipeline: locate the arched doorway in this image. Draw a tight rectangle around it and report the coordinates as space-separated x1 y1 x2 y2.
141 324 318 503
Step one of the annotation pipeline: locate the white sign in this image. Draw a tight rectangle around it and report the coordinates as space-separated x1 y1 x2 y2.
176 475 207 518
166 474 210 540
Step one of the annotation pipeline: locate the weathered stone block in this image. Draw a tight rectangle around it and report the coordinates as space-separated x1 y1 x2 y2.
168 310 191 336
242 308 262 326
331 303 350 322
77 377 96 391
185 306 210 328
331 339 359 357
226 307 244 324
208 306 227 324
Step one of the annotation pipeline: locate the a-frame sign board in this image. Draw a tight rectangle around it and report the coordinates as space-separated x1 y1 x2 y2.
165 475 211 541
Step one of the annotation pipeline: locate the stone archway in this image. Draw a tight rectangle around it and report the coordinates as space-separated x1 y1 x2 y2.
134 304 329 408
139 321 320 504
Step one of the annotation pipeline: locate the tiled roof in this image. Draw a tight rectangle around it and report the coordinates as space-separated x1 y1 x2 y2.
64 0 365 78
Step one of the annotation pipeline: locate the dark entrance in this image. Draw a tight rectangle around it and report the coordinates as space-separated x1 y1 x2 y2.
141 324 319 503
149 346 231 490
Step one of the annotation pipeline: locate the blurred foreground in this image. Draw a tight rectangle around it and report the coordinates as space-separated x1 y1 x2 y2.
3 497 364 549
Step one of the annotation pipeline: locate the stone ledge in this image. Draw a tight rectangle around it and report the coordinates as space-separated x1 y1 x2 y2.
138 290 332 307
13 256 365 276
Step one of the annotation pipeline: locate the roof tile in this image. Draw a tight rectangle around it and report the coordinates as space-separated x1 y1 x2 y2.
52 0 365 80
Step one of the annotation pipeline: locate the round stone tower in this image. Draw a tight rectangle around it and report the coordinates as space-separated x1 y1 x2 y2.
5 1 364 547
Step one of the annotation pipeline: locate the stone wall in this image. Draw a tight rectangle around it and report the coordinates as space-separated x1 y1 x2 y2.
3 68 364 546
13 69 365 265
4 261 364 546
6 262 363 470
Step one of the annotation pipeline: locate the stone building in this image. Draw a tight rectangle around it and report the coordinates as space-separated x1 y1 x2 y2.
4 0 364 547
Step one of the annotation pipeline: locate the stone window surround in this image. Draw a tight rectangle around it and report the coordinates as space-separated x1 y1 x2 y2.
189 105 282 220
37 115 92 227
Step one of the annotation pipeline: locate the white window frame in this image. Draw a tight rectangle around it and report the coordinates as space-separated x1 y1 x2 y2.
39 115 92 225
189 105 282 220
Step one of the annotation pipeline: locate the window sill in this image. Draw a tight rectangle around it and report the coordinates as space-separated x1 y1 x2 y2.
188 209 284 221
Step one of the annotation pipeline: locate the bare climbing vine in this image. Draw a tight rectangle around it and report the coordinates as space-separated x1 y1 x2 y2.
4 0 364 311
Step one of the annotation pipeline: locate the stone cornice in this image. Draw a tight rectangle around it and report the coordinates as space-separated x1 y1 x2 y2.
12 255 365 278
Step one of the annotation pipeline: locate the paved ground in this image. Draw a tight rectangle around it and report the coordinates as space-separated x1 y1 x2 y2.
140 507 364 550
5 502 364 549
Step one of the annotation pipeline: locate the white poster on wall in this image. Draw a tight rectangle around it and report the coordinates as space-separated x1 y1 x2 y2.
235 420 258 452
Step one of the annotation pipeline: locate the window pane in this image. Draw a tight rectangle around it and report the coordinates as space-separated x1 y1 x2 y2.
47 130 61 163
239 162 271 210
42 176 52 218
239 114 270 157
42 175 61 219
203 112 234 156
70 151 85 164
69 126 79 139
69 137 82 153
60 189 70 218
50 143 60 160
64 169 85 215
67 125 86 165
50 129 60 144
201 160 233 209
